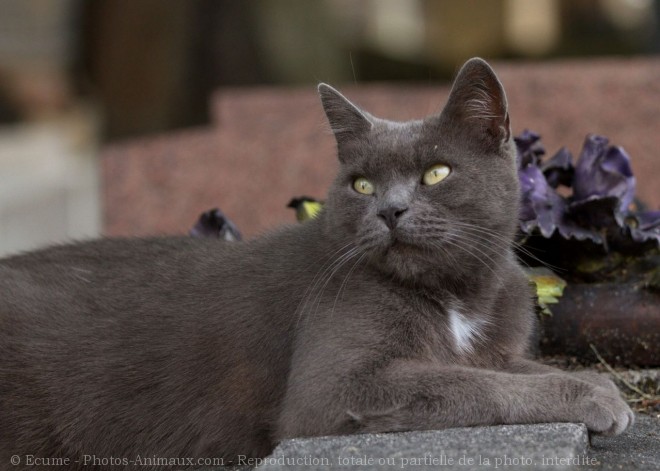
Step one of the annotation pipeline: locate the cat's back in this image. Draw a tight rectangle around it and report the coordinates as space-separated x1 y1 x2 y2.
1 235 244 291
0 222 327 463
0 226 317 315
0 225 323 365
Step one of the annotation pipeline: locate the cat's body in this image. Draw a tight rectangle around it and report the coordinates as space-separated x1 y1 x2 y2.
0 59 632 470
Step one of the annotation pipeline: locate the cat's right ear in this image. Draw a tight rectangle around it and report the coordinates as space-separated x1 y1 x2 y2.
441 58 511 146
318 83 373 143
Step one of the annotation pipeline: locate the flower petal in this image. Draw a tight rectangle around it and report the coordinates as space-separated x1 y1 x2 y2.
573 135 636 215
628 210 660 244
515 129 545 168
519 165 565 238
541 147 574 188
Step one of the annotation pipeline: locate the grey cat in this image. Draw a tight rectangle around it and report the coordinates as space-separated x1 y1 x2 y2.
0 58 632 470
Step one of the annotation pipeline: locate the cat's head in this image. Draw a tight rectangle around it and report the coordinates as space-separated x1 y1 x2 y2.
319 58 519 283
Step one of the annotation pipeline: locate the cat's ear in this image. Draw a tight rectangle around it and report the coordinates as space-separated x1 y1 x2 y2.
442 58 511 144
318 83 373 142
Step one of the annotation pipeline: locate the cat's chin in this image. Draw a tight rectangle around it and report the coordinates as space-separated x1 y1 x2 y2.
369 234 423 259
387 239 419 254
369 238 445 282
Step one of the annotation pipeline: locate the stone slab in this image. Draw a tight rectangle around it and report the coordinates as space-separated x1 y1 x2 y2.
589 415 660 470
256 423 589 471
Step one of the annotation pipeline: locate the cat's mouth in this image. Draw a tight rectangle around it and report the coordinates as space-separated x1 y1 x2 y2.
366 230 427 259
386 236 421 254
372 234 438 277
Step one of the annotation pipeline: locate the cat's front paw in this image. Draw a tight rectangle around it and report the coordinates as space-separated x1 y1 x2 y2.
564 381 634 436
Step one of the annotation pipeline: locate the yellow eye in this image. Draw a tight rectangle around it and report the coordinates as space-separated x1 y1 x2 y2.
422 164 451 186
353 177 375 195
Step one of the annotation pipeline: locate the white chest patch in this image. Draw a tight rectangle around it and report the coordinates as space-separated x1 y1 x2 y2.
448 309 484 354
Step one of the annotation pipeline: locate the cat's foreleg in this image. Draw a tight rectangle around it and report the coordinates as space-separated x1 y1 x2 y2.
504 357 624 395
348 360 633 436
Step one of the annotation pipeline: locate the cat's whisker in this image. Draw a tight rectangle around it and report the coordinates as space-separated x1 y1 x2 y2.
448 228 543 269
422 218 529 258
296 246 358 323
357 230 384 248
443 232 507 272
303 240 355 275
432 217 535 253
331 251 368 319
295 242 354 312
441 244 463 274
296 244 359 326
424 217 510 239
411 221 502 261
295 244 357 328
440 227 509 256
445 233 510 275
425 239 462 275
306 247 363 327
429 238 505 285
427 218 562 272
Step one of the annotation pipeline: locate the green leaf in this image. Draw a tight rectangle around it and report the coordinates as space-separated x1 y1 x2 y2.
288 197 324 222
524 267 567 316
299 200 323 221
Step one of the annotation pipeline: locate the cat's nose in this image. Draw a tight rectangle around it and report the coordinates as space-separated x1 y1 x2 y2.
377 206 408 230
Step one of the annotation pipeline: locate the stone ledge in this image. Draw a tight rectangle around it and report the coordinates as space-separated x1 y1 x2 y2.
257 423 588 471
589 415 660 471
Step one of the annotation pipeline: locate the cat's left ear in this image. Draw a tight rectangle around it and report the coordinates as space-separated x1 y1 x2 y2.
441 58 511 145
318 83 373 144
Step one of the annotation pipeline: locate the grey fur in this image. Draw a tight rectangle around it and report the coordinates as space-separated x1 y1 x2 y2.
0 58 632 470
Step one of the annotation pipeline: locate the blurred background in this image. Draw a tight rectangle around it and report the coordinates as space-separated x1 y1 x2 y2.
1 0 659 256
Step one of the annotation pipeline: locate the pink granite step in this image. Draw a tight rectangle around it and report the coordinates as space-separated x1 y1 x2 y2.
102 57 660 238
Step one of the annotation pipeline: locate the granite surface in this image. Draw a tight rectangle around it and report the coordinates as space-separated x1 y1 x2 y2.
216 415 660 470
257 423 589 471
589 415 660 470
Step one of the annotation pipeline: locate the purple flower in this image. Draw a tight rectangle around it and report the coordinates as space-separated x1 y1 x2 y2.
515 129 545 168
541 147 573 188
519 165 563 238
519 164 605 243
516 132 655 248
628 210 660 245
572 135 636 219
